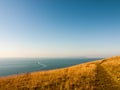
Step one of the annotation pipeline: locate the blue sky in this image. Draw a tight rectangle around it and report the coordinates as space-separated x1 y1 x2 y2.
0 0 120 58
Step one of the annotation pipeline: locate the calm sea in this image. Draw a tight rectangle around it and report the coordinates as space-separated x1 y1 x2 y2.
0 58 101 77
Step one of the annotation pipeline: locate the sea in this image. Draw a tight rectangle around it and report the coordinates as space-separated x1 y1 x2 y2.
0 58 101 77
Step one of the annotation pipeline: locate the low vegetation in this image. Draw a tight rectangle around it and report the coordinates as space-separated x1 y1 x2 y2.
0 56 120 90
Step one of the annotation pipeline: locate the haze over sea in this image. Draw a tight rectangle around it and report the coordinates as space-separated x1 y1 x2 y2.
0 58 101 77
0 0 120 79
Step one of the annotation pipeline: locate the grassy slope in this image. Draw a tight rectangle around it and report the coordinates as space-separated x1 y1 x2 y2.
0 56 120 90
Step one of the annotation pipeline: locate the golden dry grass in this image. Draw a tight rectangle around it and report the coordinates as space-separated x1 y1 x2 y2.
0 56 120 90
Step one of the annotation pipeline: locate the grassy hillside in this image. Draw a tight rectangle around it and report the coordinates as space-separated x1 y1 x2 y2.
0 56 120 90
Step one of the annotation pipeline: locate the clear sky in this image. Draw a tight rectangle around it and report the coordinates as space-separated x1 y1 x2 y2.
0 0 120 58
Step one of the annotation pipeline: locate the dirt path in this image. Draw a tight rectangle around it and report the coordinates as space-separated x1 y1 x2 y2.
94 62 120 90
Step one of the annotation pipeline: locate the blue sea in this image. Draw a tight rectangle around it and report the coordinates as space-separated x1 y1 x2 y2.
0 58 101 77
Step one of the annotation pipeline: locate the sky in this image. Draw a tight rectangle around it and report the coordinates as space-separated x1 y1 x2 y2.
0 0 120 58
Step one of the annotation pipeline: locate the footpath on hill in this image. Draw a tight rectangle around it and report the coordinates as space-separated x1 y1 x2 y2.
94 61 120 90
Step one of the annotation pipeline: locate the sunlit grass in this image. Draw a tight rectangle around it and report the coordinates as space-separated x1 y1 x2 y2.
0 56 120 90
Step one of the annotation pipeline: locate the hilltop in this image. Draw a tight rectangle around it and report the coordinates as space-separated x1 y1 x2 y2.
0 56 120 90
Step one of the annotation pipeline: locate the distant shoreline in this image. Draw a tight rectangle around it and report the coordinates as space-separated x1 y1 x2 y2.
0 58 101 77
